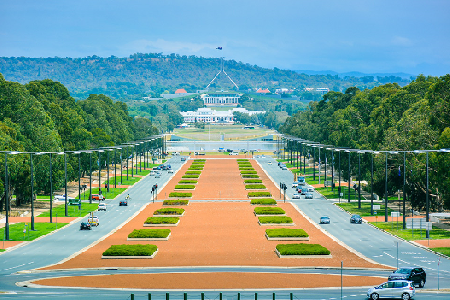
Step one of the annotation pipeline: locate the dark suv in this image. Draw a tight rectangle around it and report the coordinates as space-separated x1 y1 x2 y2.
388 267 426 288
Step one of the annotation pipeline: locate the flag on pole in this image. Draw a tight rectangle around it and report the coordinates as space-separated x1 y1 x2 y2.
398 166 401 177
216 47 222 50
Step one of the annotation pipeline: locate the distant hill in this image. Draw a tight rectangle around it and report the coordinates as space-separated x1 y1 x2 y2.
0 53 410 100
296 70 413 79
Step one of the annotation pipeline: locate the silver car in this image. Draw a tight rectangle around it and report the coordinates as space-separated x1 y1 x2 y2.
305 192 313 199
367 280 415 300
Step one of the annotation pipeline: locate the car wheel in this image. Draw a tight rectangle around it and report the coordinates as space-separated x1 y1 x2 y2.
419 279 425 288
370 293 379 300
402 293 411 300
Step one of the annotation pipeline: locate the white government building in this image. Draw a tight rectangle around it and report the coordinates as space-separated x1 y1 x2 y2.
180 107 265 124
201 92 242 106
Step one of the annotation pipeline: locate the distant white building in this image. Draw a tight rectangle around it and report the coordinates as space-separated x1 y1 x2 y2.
201 92 242 106
180 107 265 124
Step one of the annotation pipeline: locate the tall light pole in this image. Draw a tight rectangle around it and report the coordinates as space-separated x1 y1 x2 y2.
347 150 351 203
89 151 92 204
385 152 388 222
358 150 362 209
49 152 53 223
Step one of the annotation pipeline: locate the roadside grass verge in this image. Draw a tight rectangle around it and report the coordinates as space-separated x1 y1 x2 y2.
431 247 450 257
79 188 127 202
370 222 450 241
175 185 195 189
258 216 293 224
182 175 199 178
169 192 192 198
38 203 100 218
0 222 68 241
242 175 259 178
144 217 179 224
316 187 360 201
246 184 266 189
335 202 393 217
163 200 189 205
244 179 263 184
104 176 141 186
248 191 271 197
103 244 157 256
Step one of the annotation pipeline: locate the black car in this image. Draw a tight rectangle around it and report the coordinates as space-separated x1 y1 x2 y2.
350 214 362 224
119 200 128 206
388 267 426 288
80 222 91 230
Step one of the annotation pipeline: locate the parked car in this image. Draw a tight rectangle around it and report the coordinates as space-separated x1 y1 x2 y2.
320 216 330 224
350 214 363 224
119 200 128 206
292 194 301 199
367 280 415 300
98 203 107 211
80 222 91 230
281 166 288 170
305 193 313 199
91 194 104 201
54 194 74 201
87 216 99 226
388 267 426 288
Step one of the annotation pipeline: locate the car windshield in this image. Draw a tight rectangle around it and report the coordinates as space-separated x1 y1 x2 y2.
394 269 411 274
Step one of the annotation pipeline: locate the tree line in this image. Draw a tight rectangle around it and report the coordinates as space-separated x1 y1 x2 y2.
0 74 160 210
279 74 450 211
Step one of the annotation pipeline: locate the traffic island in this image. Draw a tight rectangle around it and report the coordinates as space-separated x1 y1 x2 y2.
127 229 171 241
275 243 331 258
265 228 309 241
102 244 158 259
143 217 180 227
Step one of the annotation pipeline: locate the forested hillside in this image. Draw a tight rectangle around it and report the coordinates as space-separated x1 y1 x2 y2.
0 74 159 208
279 74 450 211
0 53 405 100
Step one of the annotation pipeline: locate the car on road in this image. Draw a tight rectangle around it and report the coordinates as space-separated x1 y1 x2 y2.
87 216 99 226
367 280 415 300
153 166 162 170
91 194 104 201
292 194 300 199
267 161 272 165
229 152 238 155
299 187 308 195
305 192 313 199
350 214 363 224
292 182 298 188
307 187 314 193
98 203 106 211
181 157 186 161
155 171 161 178
80 222 91 230
168 169 174 173
320 216 330 224
388 267 426 288
150 171 156 176
119 199 128 206
54 194 74 201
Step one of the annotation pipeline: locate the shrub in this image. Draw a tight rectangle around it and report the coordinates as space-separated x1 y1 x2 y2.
258 216 293 224
103 244 157 256
189 166 204 170
191 161 205 164
245 184 266 189
244 179 262 183
242 175 259 178
194 159 206 162
241 170 257 174
169 192 192 197
128 229 171 238
276 244 330 255
154 208 185 215
175 185 195 189
237 159 249 161
248 191 271 197
186 171 201 174
266 229 308 238
251 198 277 205
239 167 254 170
144 217 180 224
163 200 189 205
178 180 198 184
254 207 285 215
182 175 199 178
238 163 252 166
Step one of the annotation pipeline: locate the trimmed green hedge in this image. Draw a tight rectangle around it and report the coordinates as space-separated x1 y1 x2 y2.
276 243 330 255
246 184 266 189
194 159 206 162
191 161 205 164
154 208 185 215
182 175 199 178
266 228 308 238
251 198 277 205
144 217 180 224
254 207 285 215
244 179 263 183
241 170 257 174
237 159 249 161
239 167 255 170
189 167 204 170
258 216 293 224
175 184 195 189
178 180 198 184
128 229 171 238
163 200 189 205
242 175 259 178
169 192 192 197
186 171 201 174
248 191 271 197
103 244 157 256
238 163 252 166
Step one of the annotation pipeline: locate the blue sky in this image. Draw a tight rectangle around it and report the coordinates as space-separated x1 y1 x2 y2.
1 0 449 76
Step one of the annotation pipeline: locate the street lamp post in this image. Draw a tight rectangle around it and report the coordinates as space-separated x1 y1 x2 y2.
4 152 9 240
347 150 351 203
30 153 35 230
358 151 362 209
49 153 53 223
385 152 388 222
89 151 92 204
403 151 406 229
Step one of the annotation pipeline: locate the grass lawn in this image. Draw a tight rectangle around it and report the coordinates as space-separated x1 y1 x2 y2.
103 176 141 186
316 187 360 201
0 222 68 241
292 168 316 175
370 222 450 241
431 247 450 257
38 203 100 218
79 188 127 201
335 202 393 217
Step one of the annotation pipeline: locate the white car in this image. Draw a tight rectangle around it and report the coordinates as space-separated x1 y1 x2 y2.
98 203 107 211
292 182 298 188
150 171 156 176
292 194 301 199
268 161 272 165
54 194 74 201
307 187 314 193
367 280 415 300
229 152 238 155
168 169 174 173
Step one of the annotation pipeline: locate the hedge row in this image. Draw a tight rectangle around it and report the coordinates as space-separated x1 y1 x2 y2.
128 229 171 238
276 244 330 255
189 166 204 170
144 217 179 224
194 159 206 162
163 200 189 205
178 180 198 184
266 228 308 238
244 179 262 183
154 208 185 215
239 167 254 170
186 170 201 174
245 184 266 189
191 161 205 164
258 216 293 224
102 244 157 256
169 192 192 197
175 184 195 189
251 198 277 205
254 207 285 215
242 175 259 178
248 191 271 197
182 175 199 178
237 159 249 161
240 170 257 174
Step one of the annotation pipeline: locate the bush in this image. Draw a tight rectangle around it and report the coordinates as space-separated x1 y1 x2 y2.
238 163 252 166
239 167 254 170
244 179 262 183
248 191 271 197
276 244 330 255
178 180 198 184
194 159 206 162
163 200 189 205
154 208 185 215
186 171 201 174
175 184 195 189
237 159 249 161
128 229 170 238
102 244 157 256
241 170 257 174
242 175 259 178
266 229 308 238
144 217 180 224
182 175 199 178
246 184 266 189
169 192 192 197
254 207 285 215
191 161 205 164
251 198 277 205
258 216 293 224
189 166 204 170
